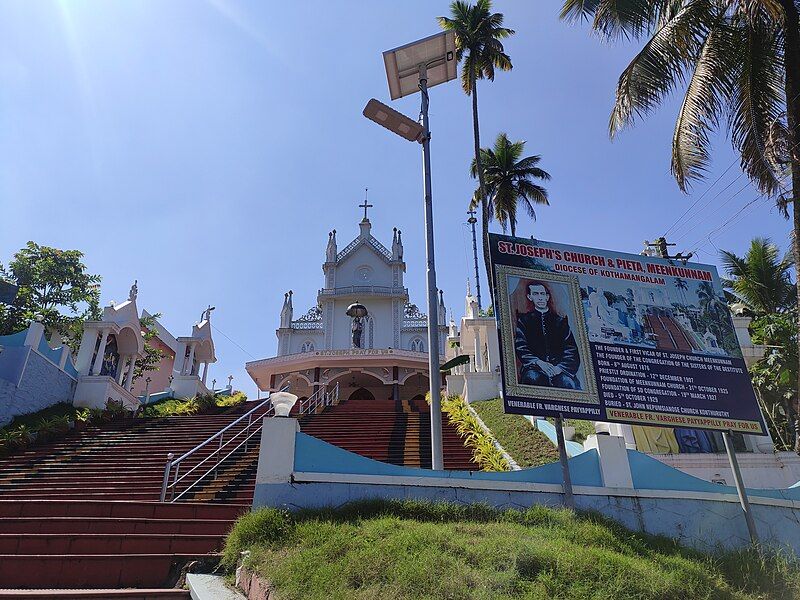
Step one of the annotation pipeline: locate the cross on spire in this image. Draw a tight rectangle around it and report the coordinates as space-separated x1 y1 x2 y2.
359 188 373 221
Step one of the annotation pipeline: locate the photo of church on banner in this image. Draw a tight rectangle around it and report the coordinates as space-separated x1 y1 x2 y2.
489 233 767 436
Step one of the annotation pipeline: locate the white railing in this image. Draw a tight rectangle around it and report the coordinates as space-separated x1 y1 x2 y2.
159 397 274 502
298 382 339 415
317 285 408 297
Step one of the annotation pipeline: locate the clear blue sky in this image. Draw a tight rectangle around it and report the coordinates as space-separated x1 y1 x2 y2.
0 1 790 397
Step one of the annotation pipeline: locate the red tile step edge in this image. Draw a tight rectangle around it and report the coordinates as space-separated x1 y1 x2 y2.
0 554 210 589
0 590 189 599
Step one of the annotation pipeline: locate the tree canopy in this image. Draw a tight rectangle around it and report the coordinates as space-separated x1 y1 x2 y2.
470 133 551 237
0 242 101 346
720 237 794 315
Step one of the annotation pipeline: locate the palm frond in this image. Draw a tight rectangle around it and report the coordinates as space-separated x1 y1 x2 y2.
610 0 714 136
671 18 737 191
728 19 786 195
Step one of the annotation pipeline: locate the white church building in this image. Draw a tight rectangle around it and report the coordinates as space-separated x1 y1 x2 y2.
246 210 448 403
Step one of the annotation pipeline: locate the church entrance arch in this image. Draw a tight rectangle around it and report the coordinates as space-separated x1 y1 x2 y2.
348 387 375 401
328 370 388 403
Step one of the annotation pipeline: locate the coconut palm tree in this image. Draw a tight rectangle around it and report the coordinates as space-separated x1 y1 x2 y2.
561 0 800 449
439 0 514 306
469 133 551 237
720 237 795 315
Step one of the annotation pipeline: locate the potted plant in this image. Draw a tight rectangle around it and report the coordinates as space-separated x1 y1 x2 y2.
74 409 92 432
0 430 18 456
35 417 58 444
14 425 35 450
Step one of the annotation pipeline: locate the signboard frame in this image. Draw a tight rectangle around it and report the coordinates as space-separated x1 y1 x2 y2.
489 233 768 436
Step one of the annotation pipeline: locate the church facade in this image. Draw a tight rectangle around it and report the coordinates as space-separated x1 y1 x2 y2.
246 212 447 403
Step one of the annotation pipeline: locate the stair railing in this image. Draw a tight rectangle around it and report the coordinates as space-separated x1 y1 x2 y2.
298 382 339 415
159 396 274 502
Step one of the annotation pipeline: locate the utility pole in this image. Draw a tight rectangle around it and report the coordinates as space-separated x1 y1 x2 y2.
643 236 694 262
467 209 482 310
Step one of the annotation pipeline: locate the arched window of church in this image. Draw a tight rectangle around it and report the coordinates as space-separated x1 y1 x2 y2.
300 340 315 353
410 337 424 352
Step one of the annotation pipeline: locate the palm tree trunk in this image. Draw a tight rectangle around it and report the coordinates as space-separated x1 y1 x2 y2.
780 0 800 453
471 78 492 309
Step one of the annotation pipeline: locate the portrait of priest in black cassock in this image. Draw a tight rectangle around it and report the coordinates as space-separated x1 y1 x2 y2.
514 280 581 390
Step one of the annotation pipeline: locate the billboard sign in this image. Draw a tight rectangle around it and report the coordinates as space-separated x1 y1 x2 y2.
489 233 766 435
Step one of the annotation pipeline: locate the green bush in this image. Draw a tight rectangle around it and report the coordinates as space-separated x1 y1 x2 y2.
143 392 248 418
436 395 510 471
222 507 293 569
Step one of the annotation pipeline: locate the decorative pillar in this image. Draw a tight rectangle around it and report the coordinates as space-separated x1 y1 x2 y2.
474 329 484 373
124 357 136 390
186 343 196 376
116 355 128 385
201 362 209 385
392 366 399 401
91 329 109 376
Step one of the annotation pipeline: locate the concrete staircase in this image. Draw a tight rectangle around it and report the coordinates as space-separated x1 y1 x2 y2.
0 500 243 594
0 402 270 596
299 397 478 470
0 396 476 593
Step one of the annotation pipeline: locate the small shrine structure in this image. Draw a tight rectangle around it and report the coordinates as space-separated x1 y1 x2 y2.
73 282 145 410
171 306 217 398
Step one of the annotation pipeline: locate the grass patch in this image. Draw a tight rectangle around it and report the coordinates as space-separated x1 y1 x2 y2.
0 402 81 435
142 392 247 417
545 417 596 444
471 399 559 468
224 500 800 600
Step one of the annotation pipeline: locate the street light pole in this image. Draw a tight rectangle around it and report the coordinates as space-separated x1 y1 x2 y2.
467 209 482 311
366 30 455 471
418 64 444 471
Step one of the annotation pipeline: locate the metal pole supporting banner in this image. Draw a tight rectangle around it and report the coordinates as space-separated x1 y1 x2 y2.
555 415 574 509
722 431 759 545
418 64 444 471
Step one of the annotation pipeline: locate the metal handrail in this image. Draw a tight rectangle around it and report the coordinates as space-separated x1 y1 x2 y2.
298 382 339 415
159 396 274 502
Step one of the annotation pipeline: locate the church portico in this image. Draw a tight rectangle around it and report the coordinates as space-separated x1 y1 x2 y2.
246 347 433 402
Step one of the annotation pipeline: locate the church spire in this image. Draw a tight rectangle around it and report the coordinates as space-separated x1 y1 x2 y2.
438 289 446 326
279 290 293 328
392 228 404 261
326 229 337 263
465 281 478 319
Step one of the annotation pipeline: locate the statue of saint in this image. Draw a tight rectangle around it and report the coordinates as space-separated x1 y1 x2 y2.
352 317 364 348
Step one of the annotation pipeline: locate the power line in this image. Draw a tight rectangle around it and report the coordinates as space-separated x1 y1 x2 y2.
687 194 769 254
211 323 257 360
673 179 752 243
663 159 738 237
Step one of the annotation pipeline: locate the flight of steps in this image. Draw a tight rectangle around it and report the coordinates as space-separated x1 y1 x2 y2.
661 314 699 351
0 401 271 502
0 500 243 595
299 397 478 470
0 396 476 593
645 313 678 351
0 401 270 595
